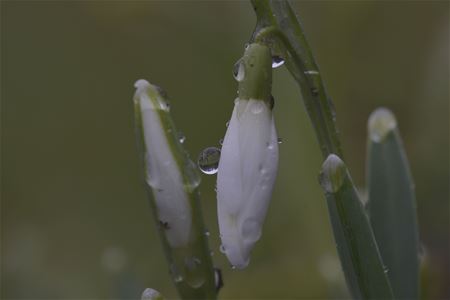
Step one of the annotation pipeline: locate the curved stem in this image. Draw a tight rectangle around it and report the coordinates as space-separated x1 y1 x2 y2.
251 0 342 158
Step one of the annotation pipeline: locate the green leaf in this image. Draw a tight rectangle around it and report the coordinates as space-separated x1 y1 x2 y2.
320 154 394 300
367 108 419 299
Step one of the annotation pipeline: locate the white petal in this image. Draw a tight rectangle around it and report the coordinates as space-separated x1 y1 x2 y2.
135 79 191 248
217 98 279 269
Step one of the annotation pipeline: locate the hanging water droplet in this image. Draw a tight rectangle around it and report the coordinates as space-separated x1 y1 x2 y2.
204 230 210 237
219 244 226 254
272 56 285 68
277 138 283 144
231 265 236 270
225 121 230 127
178 132 186 144
219 138 224 146
232 59 245 82
197 147 221 175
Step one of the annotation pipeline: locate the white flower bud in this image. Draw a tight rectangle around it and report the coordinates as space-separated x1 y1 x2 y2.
134 79 195 248
217 98 279 269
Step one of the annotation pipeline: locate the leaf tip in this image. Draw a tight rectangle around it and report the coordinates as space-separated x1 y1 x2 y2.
368 107 397 143
141 288 164 300
319 154 346 193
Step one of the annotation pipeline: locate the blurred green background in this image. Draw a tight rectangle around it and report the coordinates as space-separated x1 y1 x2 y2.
2 1 449 299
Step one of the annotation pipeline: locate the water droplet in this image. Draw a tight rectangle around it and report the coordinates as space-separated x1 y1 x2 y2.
231 265 236 270
225 121 230 127
250 101 265 114
169 264 183 283
178 132 186 144
241 219 262 243
232 59 245 82
197 147 221 175
277 138 283 144
219 244 226 254
204 230 210 237
184 257 205 288
219 138 224 146
272 56 285 68
214 268 224 291
304 70 319 75
383 267 389 274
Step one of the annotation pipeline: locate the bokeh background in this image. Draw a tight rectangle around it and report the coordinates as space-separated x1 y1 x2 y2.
2 1 449 299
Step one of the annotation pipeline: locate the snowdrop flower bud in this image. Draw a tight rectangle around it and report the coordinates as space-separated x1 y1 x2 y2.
217 44 279 269
133 79 200 248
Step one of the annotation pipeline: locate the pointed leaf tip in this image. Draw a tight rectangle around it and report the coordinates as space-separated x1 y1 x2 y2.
141 288 164 300
368 108 397 143
320 154 346 193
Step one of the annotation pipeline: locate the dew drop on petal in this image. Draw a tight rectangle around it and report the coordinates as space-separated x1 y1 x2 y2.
272 56 285 68
197 147 221 175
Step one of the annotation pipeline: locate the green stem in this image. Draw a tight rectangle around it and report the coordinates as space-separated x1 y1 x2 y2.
250 1 394 299
250 0 342 158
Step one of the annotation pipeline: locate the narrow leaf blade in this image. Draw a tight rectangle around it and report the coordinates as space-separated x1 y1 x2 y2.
320 154 394 299
367 108 419 299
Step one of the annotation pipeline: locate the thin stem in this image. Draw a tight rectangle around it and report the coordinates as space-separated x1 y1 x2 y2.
250 0 342 158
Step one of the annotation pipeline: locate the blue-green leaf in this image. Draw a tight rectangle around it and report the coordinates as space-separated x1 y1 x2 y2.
367 108 419 299
320 154 394 299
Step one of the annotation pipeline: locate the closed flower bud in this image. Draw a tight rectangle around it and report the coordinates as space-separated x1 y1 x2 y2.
217 44 279 269
134 79 200 248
